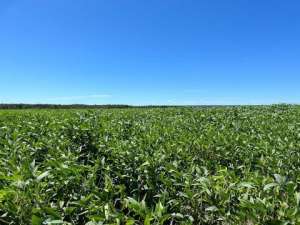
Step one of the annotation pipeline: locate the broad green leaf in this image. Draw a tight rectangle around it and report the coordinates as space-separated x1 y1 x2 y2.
125 219 135 225
205 206 219 212
32 215 42 225
263 183 279 191
239 182 254 189
274 174 287 185
36 171 50 181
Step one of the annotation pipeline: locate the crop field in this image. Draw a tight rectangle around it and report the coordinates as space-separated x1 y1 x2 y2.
1 105 300 225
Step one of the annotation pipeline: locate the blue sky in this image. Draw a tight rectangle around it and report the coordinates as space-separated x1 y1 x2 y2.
0 0 299 105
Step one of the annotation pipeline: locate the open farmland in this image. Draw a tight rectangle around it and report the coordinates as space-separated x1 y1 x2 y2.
1 106 300 225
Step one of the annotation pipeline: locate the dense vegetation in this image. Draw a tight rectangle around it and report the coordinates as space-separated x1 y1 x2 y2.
0 106 300 225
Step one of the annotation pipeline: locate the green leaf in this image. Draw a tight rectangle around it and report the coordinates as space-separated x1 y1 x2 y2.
32 215 42 225
295 192 300 205
43 207 61 219
154 201 164 217
263 183 278 191
0 189 12 202
274 174 287 185
144 214 153 225
44 220 64 224
171 213 184 219
205 206 219 212
36 171 50 181
239 182 254 189
141 161 150 167
125 219 135 225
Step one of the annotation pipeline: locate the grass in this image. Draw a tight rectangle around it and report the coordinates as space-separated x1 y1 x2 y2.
0 105 300 224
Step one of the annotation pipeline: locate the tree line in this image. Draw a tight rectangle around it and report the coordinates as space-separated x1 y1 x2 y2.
0 104 184 109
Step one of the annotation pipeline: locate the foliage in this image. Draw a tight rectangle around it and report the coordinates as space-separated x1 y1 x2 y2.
0 105 300 224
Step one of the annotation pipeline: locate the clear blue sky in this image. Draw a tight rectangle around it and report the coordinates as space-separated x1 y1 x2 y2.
0 0 299 105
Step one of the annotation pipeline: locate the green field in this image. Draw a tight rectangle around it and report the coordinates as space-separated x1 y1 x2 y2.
1 106 300 225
